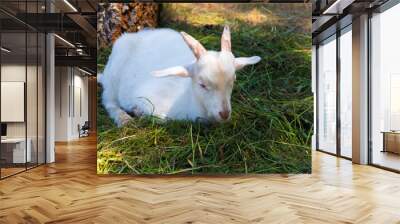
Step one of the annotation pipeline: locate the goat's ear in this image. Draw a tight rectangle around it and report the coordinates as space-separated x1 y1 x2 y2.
221 25 231 52
234 56 261 70
152 66 191 78
180 32 206 60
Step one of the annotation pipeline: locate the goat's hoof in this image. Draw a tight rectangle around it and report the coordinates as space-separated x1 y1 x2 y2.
117 113 132 127
132 106 144 117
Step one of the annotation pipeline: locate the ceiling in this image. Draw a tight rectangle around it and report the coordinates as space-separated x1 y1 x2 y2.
312 0 390 42
0 0 97 74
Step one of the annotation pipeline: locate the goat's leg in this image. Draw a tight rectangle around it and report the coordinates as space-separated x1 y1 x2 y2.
109 104 132 127
126 97 156 118
102 89 132 127
105 103 132 127
127 105 144 117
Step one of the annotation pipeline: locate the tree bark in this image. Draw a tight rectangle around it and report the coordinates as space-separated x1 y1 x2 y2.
98 3 159 48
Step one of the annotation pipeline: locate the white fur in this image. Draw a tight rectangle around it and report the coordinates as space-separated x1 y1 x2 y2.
100 27 260 127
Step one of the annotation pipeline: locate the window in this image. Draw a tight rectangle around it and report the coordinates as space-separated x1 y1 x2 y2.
370 3 400 171
339 26 352 158
317 35 337 154
0 0 47 179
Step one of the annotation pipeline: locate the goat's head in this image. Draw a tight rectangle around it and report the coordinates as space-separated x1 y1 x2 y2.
153 26 261 122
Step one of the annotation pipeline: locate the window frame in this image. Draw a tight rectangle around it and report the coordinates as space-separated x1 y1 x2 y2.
315 21 353 161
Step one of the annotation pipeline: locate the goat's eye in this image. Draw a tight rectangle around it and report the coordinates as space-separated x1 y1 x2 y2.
199 83 208 90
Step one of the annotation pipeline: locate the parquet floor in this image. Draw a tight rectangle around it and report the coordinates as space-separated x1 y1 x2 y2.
0 167 26 178
1 135 400 223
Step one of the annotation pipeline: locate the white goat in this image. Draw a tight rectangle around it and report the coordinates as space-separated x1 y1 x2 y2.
100 26 261 127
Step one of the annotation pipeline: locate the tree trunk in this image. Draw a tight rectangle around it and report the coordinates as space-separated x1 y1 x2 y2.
97 3 159 48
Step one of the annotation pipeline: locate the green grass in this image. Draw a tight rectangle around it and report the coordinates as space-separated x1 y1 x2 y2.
97 4 312 174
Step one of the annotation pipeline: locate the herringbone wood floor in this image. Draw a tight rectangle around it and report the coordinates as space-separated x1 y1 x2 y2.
1 135 400 224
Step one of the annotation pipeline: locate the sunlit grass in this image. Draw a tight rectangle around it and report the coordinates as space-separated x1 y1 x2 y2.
97 4 312 174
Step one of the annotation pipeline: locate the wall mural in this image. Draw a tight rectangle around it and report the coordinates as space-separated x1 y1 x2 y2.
97 3 312 174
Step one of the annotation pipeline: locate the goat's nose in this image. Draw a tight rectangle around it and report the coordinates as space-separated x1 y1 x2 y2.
219 110 230 120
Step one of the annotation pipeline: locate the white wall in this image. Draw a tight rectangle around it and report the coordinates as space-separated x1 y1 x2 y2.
71 72 89 138
1 65 26 138
55 67 69 141
1 63 46 164
1 65 41 137
55 67 89 141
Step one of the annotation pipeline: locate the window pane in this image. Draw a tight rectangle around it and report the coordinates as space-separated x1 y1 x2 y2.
340 27 352 158
318 35 337 154
371 4 400 171
1 31 27 177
